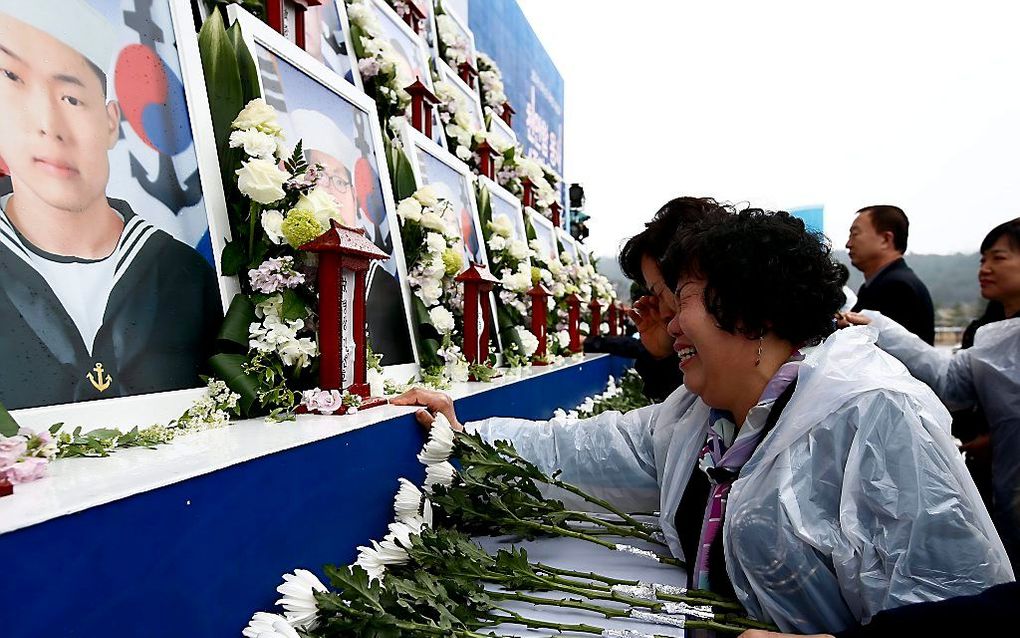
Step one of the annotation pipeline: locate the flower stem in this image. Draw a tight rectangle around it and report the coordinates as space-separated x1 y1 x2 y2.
247 201 259 262
565 511 667 546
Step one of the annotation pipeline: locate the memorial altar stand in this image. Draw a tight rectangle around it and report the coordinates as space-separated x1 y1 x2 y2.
0 354 637 638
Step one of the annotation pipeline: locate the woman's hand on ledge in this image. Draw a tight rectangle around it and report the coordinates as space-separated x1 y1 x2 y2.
391 387 464 432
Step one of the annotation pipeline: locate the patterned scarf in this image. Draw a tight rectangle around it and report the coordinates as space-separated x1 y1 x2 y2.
691 355 802 590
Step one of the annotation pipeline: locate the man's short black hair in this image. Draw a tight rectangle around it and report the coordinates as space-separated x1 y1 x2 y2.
618 197 730 286
857 205 909 253
663 209 846 346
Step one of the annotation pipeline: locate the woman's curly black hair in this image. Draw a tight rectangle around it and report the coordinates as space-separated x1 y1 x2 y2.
618 197 732 285
662 209 847 346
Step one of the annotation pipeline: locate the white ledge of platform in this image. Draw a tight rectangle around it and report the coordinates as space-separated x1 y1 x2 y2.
0 354 605 536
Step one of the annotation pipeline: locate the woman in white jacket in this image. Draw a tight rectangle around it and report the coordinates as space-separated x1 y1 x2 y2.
395 208 1012 634
844 217 1020 564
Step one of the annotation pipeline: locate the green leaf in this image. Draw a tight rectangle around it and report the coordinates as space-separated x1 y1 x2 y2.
220 239 247 276
324 564 386 613
387 139 419 201
279 288 308 322
217 294 256 351
208 353 261 416
198 8 243 159
227 20 262 105
0 401 19 437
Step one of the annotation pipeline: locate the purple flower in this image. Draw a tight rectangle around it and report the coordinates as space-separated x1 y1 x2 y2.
249 256 306 294
2 457 48 484
0 436 27 469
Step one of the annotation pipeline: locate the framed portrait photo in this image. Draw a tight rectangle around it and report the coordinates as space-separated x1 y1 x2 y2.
437 59 484 133
477 175 530 271
397 121 502 351
360 0 445 148
300 0 362 89
527 208 559 264
556 228 579 263
486 112 517 150
0 0 232 431
230 7 421 382
434 4 476 71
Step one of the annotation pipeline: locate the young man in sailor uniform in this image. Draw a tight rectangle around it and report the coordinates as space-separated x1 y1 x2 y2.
0 1 222 410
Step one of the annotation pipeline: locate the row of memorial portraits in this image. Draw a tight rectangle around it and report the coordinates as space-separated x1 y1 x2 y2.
0 0 585 432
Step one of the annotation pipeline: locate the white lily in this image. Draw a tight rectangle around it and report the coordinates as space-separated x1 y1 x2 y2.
274 569 326 629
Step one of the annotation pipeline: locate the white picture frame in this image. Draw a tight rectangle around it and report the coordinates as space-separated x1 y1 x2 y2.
434 4 476 71
556 228 579 263
486 112 518 150
360 0 445 148
4 0 233 432
477 175 530 272
396 121 503 352
527 208 559 264
302 0 363 90
436 59 485 132
230 7 422 382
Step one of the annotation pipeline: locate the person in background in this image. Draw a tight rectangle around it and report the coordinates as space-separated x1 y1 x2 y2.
842 217 1020 563
845 205 934 343
396 207 1012 634
584 197 727 401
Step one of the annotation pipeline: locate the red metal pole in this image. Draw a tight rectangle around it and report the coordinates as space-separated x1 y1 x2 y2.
528 284 549 364
608 302 618 336
317 253 341 390
588 299 602 337
567 293 581 353
462 281 479 364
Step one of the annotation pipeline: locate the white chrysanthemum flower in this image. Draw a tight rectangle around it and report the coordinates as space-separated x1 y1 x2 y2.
393 478 423 522
425 232 446 253
354 546 387 582
420 211 447 232
418 278 444 306
428 306 456 334
422 498 434 527
243 612 301 638
418 413 456 465
424 461 456 492
508 239 530 261
275 569 327 628
557 330 571 348
489 235 507 252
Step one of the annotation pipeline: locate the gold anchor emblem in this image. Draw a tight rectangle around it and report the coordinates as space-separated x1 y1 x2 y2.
87 363 112 392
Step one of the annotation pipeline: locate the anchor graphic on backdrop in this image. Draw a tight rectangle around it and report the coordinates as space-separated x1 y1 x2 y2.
87 363 113 392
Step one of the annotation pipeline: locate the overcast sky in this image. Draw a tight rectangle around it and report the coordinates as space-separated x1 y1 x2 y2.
515 0 1020 258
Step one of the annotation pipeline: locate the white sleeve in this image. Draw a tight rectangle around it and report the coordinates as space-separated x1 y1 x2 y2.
466 403 661 513
865 311 977 411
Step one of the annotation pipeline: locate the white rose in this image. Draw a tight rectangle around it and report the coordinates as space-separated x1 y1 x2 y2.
420 211 447 232
516 327 539 357
261 209 286 245
425 232 447 253
397 197 423 222
297 188 341 227
414 185 440 207
557 331 570 348
231 98 281 135
489 214 514 238
428 306 456 334
418 279 443 306
229 128 278 159
488 235 506 252
236 158 289 204
508 239 530 260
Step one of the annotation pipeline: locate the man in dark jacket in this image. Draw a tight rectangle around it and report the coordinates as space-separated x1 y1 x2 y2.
846 205 934 344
